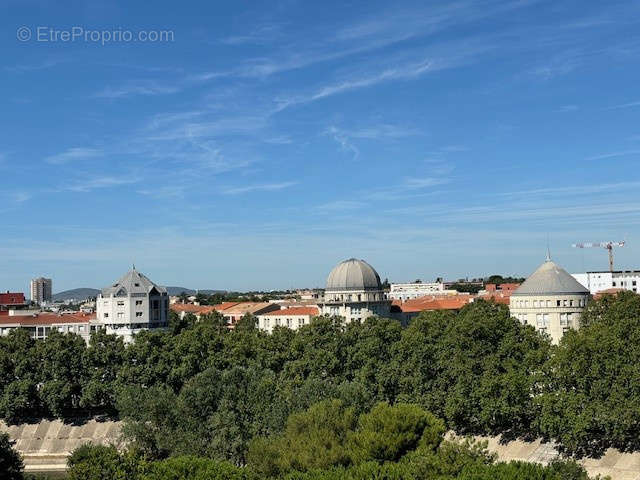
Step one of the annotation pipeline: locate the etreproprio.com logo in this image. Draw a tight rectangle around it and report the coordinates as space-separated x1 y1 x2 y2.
16 26 174 45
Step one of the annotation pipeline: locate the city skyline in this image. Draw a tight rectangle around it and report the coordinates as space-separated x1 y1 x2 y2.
2 0 640 292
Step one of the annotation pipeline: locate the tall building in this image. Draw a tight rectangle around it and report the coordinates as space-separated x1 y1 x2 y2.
30 277 52 305
96 267 168 343
509 255 590 344
319 258 391 322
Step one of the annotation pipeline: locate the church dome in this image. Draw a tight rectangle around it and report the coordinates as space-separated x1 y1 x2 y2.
513 258 589 296
326 258 383 292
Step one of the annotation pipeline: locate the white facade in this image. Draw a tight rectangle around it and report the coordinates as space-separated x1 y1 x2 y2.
573 271 640 294
389 282 456 300
319 258 391 323
510 257 590 344
257 308 318 333
96 268 169 343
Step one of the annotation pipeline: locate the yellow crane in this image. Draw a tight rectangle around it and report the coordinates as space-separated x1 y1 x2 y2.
572 241 626 272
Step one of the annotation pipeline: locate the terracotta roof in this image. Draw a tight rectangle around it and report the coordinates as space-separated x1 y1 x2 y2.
263 307 319 317
0 312 95 326
212 302 240 311
477 291 512 305
0 293 26 305
593 288 629 299
396 295 472 313
222 302 278 315
170 304 218 314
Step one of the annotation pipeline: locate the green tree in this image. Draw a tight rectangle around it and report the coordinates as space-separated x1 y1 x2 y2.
346 403 445 464
248 399 357 476
67 444 143 480
81 330 126 411
0 432 24 480
536 291 640 456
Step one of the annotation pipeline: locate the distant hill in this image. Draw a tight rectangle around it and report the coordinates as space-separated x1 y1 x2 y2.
165 287 226 296
52 288 100 302
52 287 226 301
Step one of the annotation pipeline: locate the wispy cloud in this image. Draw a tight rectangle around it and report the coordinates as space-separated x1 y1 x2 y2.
278 59 434 109
556 104 579 113
496 181 640 198
5 56 68 73
404 177 450 189
64 175 140 193
45 147 103 165
607 100 640 110
314 200 365 213
586 150 640 160
325 126 360 160
220 181 297 195
95 83 181 99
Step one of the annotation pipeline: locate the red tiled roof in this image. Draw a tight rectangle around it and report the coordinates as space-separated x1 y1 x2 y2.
396 295 472 313
0 312 95 326
170 304 218 314
593 288 629 299
212 302 240 311
476 291 512 305
0 293 26 305
263 307 319 317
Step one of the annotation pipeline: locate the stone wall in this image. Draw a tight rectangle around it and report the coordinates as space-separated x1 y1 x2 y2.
0 419 121 474
2 420 640 479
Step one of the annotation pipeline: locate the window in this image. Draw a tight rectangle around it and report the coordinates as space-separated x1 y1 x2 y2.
117 301 124 306
351 307 361 315
117 312 124 319
533 300 539 308
136 300 143 306
556 300 561 307
563 299 568 307
560 313 568 326
103 312 109 318
546 300 551 308
613 281 617 287
287 318 292 327
135 312 143 317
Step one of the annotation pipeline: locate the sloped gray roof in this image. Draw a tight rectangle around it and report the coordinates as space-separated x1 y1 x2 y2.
100 268 167 297
326 258 383 291
513 259 589 296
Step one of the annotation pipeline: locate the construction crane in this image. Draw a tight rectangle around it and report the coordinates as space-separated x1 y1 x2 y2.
572 241 626 272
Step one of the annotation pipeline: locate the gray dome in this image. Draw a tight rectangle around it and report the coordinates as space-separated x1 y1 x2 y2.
513 259 589 296
326 258 383 291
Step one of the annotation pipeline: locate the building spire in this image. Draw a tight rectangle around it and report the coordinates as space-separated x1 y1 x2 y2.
546 233 551 261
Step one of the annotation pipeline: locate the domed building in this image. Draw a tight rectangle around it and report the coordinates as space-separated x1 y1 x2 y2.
319 258 391 322
509 254 590 344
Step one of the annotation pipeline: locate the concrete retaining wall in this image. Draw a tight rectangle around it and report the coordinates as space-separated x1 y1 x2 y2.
2 420 639 479
0 419 121 474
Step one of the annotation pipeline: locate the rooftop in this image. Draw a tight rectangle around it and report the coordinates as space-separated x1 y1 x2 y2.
513 258 590 296
263 307 319 316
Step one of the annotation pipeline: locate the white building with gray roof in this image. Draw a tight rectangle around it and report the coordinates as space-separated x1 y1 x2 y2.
509 254 590 344
319 258 391 323
96 267 169 343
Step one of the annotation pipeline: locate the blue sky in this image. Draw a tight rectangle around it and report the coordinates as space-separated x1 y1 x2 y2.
1 0 640 293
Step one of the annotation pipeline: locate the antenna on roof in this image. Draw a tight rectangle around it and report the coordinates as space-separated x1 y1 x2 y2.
546 233 551 262
132 263 136 271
